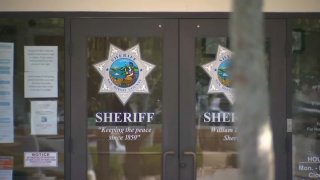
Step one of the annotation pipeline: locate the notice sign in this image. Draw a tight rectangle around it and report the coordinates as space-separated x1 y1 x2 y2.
24 46 57 72
31 101 57 135
24 46 58 98
24 72 58 98
24 152 57 167
0 156 13 180
0 76 14 143
0 43 14 77
0 42 14 143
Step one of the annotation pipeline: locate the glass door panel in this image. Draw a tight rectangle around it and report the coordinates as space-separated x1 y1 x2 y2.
71 18 179 180
195 37 237 180
194 37 270 180
179 19 286 180
291 18 320 180
87 37 163 180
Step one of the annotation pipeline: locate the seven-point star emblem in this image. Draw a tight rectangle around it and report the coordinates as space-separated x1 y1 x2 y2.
94 44 155 105
201 45 234 104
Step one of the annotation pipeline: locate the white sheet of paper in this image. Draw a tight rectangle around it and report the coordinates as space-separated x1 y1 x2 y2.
0 43 14 143
24 71 58 98
0 170 12 180
24 152 58 167
0 43 14 77
0 76 14 143
31 101 57 135
24 46 58 72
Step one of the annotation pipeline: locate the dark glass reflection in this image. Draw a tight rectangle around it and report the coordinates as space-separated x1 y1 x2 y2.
195 37 239 180
291 19 320 179
195 37 270 180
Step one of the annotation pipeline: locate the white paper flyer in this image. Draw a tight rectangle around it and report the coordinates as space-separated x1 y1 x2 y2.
24 46 58 98
24 152 57 167
24 46 58 72
24 71 58 98
0 42 14 143
31 101 58 135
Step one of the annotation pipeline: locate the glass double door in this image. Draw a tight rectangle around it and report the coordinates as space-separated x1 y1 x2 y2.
70 18 286 180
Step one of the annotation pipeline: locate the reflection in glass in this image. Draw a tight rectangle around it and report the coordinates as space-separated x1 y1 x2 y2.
291 19 320 179
195 36 271 180
87 37 163 180
195 37 239 180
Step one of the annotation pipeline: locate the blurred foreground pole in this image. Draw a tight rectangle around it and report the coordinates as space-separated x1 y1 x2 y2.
230 0 275 180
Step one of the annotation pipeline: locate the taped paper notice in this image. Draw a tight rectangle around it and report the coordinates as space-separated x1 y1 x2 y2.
24 72 58 98
24 152 57 167
24 46 57 72
31 101 57 135
0 42 14 143
24 46 58 98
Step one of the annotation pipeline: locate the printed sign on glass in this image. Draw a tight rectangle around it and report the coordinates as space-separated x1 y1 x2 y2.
0 42 14 143
24 152 58 167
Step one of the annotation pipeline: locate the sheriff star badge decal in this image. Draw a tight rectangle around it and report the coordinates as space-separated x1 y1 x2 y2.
94 44 155 105
201 45 234 104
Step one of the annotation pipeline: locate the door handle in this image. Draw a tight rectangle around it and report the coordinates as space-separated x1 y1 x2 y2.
163 151 176 179
183 151 196 180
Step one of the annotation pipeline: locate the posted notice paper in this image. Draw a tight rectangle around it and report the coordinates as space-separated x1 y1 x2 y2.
0 42 14 143
31 101 57 135
0 43 14 77
24 46 57 72
24 71 58 98
24 46 58 98
24 152 57 167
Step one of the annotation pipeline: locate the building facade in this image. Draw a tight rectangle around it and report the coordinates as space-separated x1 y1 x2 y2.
0 1 320 180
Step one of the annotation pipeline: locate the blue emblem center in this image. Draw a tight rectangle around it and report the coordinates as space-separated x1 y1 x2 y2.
109 58 139 88
217 59 231 88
